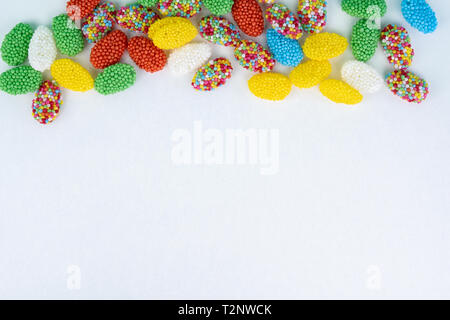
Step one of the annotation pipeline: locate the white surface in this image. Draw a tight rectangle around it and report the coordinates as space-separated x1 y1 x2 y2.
1 0 450 299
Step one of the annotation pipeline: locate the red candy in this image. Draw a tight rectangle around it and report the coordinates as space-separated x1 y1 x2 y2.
128 37 167 73
66 0 101 21
232 0 265 37
90 30 128 69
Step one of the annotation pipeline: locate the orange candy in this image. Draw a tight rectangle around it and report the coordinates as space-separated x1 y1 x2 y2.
232 0 265 37
90 30 128 69
128 37 167 73
66 0 101 21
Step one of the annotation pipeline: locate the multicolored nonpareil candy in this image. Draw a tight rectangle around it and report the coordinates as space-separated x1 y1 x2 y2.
303 32 348 61
1 23 34 66
248 72 292 101
232 0 265 37
51 59 94 92
28 26 57 72
52 14 85 57
386 69 429 103
116 4 160 34
341 60 383 94
265 3 303 40
32 81 62 125
351 19 380 62
381 24 414 70
199 16 241 47
168 43 212 75
298 0 327 34
149 17 198 50
128 37 167 73
95 63 137 95
289 60 331 89
90 30 128 69
192 58 233 91
234 40 275 73
82 2 116 43
401 0 437 34
319 79 363 105
266 29 303 67
0 66 42 95
158 0 202 18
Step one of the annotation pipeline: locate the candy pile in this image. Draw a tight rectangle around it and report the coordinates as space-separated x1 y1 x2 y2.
0 0 437 125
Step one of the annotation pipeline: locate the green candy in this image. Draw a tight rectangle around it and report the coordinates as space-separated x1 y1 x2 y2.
1 23 34 66
351 19 380 62
204 0 234 16
0 66 42 95
52 14 85 57
137 0 158 7
95 63 136 95
342 0 387 19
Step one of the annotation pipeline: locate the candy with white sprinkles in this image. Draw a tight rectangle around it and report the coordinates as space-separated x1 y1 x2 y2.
158 0 203 18
82 2 116 43
266 29 303 67
1 23 34 66
401 0 437 34
168 43 212 75
381 24 414 70
192 58 233 91
32 81 62 125
234 40 275 73
199 16 241 47
265 3 303 40
386 69 429 103
116 4 160 34
298 0 327 34
28 26 57 72
341 60 383 94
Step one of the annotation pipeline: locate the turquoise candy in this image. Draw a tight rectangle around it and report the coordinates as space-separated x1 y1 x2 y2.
401 0 437 34
266 29 303 67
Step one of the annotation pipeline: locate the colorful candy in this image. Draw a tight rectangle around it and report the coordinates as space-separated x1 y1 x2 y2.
168 43 212 75
32 81 62 125
192 58 233 91
303 32 348 61
232 0 265 37
158 0 202 18
289 60 331 89
149 17 197 50
351 19 380 62
341 0 387 19
319 79 363 105
298 0 327 34
265 3 303 40
51 59 94 92
66 0 101 21
234 40 275 73
203 0 234 16
341 60 383 94
0 66 42 95
128 37 167 73
52 14 85 57
266 29 303 67
380 24 414 70
401 0 437 34
82 2 116 43
199 16 241 47
90 30 128 69
248 73 292 101
28 26 57 72
1 23 34 66
116 4 160 34
95 63 137 95
386 69 429 103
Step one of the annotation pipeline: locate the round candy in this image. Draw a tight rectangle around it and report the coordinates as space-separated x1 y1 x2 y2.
158 0 202 18
341 60 383 94
138 0 159 7
319 79 363 105
341 0 387 19
248 73 292 101
0 66 42 95
95 63 136 95
192 58 233 91
51 59 94 92
128 37 167 73
204 0 234 16
52 14 85 57
116 4 160 34
266 29 303 67
265 3 303 40
386 69 429 103
380 24 414 70
32 81 62 125
232 0 265 37
303 32 348 61
298 0 327 34
66 0 100 21
90 30 128 70
149 17 197 50
1 23 34 66
82 2 116 43
289 60 331 89
351 19 380 62
234 40 275 73
28 26 57 72
401 0 437 34
168 43 212 75
199 16 241 47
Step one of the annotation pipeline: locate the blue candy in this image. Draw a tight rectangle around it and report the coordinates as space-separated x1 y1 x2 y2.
266 29 303 67
401 0 437 34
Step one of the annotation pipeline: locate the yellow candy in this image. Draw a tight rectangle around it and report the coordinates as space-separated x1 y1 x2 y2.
289 60 331 88
303 32 348 61
319 79 363 105
149 17 197 50
51 59 94 92
248 72 292 101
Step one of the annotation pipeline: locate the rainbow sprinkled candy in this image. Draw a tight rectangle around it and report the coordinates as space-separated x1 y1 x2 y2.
192 58 233 91
381 24 414 70
158 0 202 18
82 2 116 43
116 4 160 34
199 16 241 47
298 0 327 34
265 3 303 40
386 69 429 103
234 40 275 73
32 81 62 125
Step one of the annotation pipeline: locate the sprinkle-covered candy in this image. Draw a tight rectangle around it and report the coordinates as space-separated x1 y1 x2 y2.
289 60 331 88
203 0 234 16
116 4 160 34
32 81 62 125
265 3 303 40
380 24 414 70
298 0 327 34
149 17 198 50
1 23 34 66
248 72 292 101
319 79 363 105
199 16 241 47
90 30 128 69
341 0 387 19
82 2 116 43
0 66 42 95
128 37 167 73
341 60 383 94
266 29 303 67
386 69 429 103
158 0 202 18
192 58 233 91
401 0 437 34
232 0 265 37
138 0 159 7
351 19 380 62
51 59 94 92
28 26 57 72
168 43 212 75
52 14 85 57
303 32 348 61
234 40 275 73
95 63 137 95
66 0 101 21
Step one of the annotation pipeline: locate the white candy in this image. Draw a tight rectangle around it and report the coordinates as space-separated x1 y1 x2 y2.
28 26 57 72
168 43 212 75
341 60 383 94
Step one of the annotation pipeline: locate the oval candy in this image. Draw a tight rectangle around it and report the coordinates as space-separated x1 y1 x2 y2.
199 16 241 47
158 0 202 18
32 81 62 125
341 0 387 19
341 60 383 94
0 66 42 95
303 32 348 61
128 37 167 73
51 59 94 92
82 2 116 43
401 0 437 34
52 14 85 57
203 0 234 16
232 0 265 37
248 73 292 101
234 40 275 73
298 0 327 34
289 60 331 88
381 24 414 70
116 4 160 34
149 17 198 50
266 29 303 67
265 3 303 40
351 19 380 62
28 26 57 72
192 58 233 91
386 69 429 103
1 23 34 66
90 30 127 69
168 43 212 75
320 79 363 105
138 0 158 7
95 63 137 95
66 0 100 21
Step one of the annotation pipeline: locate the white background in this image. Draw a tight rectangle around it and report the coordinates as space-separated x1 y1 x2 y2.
0 0 449 299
